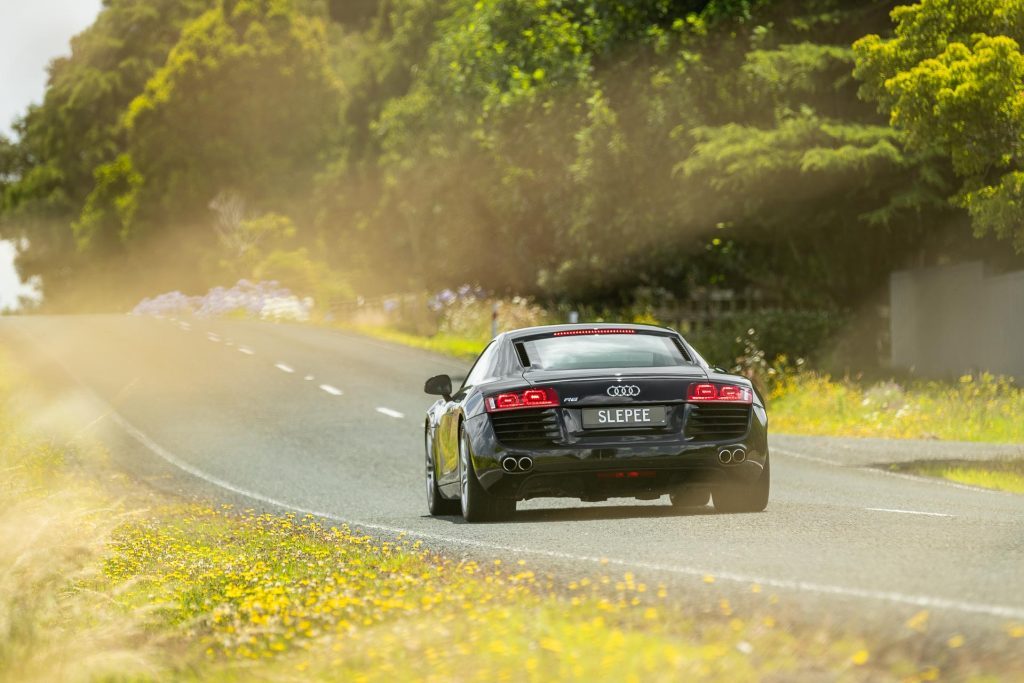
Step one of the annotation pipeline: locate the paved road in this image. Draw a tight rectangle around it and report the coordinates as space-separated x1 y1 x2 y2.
3 315 1023 641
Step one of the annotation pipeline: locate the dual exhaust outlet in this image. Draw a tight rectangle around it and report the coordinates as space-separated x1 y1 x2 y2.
501 456 534 473
507 452 743 470
718 447 747 465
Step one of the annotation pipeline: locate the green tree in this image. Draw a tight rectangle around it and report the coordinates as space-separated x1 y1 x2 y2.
0 0 212 295
77 0 343 246
350 0 946 308
4 0 990 317
855 0 1024 251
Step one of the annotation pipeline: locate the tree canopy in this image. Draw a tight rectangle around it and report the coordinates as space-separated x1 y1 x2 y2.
855 0 1024 252
1 0 1020 310
75 0 342 251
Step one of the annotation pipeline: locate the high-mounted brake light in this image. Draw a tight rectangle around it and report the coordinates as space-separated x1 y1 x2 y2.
552 328 636 337
687 383 752 404
485 387 559 412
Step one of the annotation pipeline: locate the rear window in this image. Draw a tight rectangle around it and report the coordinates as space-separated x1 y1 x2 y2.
519 333 690 371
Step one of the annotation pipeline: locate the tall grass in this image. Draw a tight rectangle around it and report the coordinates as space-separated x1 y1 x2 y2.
0 415 159 682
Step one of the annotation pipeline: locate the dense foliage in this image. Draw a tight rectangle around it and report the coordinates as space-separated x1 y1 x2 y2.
1 0 1022 313
854 0 1024 252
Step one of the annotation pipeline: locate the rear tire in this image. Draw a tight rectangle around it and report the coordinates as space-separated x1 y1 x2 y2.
713 456 770 513
459 428 515 522
426 427 459 516
669 487 711 509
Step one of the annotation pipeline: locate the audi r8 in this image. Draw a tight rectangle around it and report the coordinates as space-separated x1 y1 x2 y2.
423 324 769 522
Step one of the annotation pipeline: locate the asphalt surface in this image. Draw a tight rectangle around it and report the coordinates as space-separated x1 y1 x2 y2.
3 314 1023 643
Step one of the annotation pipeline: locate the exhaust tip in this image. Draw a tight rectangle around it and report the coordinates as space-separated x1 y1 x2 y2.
501 457 519 473
518 456 534 472
733 449 746 463
718 449 733 465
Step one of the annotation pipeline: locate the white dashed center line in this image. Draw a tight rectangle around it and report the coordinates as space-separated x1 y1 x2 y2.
207 333 221 342
320 384 343 396
238 347 254 355
275 363 295 374
304 375 315 381
866 507 953 518
376 407 405 419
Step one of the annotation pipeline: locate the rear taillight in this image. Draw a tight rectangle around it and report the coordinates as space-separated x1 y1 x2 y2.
485 387 559 412
687 383 752 404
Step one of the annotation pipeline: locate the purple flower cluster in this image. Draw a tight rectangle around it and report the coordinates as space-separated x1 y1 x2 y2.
129 290 194 317
427 284 487 312
130 280 312 322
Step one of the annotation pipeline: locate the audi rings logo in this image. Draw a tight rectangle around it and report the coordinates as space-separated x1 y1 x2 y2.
606 384 641 397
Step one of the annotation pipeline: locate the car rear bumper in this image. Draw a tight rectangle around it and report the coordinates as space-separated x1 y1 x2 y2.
464 407 768 501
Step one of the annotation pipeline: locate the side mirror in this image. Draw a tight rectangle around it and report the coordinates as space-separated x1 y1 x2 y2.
424 374 453 400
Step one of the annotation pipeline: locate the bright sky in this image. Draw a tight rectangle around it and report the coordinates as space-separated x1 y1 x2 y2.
0 240 41 311
0 0 102 310
0 0 103 136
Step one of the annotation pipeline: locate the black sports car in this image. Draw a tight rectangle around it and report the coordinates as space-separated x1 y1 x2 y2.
423 324 769 522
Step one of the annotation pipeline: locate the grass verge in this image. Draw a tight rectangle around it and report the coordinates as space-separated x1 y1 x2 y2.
887 460 1024 494
4 352 1023 681
345 324 485 360
769 373 1024 443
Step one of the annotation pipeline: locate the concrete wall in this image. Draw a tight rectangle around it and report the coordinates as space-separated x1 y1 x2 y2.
891 262 1024 379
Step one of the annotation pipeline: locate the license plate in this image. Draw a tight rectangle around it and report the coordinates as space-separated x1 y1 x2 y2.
582 406 668 429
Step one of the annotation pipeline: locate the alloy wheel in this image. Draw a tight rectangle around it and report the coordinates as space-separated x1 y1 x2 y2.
425 431 436 507
459 432 470 517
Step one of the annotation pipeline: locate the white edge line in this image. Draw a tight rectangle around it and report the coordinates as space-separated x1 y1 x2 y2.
274 363 294 373
865 507 953 518
319 384 343 396
376 406 404 419
100 410 1024 623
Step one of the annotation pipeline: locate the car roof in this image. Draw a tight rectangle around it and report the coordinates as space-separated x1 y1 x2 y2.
498 323 677 341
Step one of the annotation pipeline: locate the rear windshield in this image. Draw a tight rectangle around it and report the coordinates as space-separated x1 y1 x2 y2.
519 333 690 371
